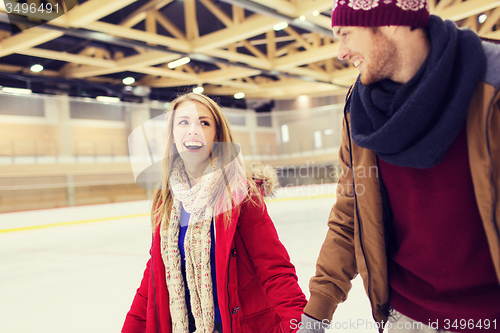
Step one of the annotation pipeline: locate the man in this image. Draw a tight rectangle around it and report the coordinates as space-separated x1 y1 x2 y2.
298 0 500 332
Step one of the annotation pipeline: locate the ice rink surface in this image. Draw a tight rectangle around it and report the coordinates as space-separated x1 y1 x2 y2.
0 187 377 333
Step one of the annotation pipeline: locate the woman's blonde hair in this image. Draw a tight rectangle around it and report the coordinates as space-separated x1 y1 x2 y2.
151 93 259 230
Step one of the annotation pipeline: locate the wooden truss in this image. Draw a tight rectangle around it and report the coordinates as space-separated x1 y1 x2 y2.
0 0 499 99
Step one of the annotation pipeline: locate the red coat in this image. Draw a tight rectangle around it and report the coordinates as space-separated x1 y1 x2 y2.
122 195 307 333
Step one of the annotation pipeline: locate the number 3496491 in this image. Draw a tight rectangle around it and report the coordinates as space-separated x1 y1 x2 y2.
443 319 497 330
5 2 59 15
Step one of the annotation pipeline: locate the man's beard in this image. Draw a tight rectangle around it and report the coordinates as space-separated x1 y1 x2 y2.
360 30 399 85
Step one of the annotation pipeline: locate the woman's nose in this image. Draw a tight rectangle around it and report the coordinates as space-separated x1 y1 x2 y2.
187 122 201 135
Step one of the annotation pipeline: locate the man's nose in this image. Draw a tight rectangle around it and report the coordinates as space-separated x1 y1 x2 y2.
337 41 349 61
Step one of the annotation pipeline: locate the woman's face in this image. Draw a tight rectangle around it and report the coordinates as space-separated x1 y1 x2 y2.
173 101 217 168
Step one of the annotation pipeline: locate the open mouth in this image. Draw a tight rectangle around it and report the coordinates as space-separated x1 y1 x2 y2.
183 141 205 152
352 58 362 68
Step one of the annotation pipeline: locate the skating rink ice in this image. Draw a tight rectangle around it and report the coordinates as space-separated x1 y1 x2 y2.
0 184 377 333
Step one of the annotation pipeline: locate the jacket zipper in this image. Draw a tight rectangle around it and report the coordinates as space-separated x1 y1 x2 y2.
485 87 500 246
344 104 374 321
151 234 161 333
227 253 234 333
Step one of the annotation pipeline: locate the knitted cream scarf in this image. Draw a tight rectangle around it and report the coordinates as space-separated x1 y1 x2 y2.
161 157 220 333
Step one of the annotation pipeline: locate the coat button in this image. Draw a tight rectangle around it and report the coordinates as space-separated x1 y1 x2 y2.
232 307 240 314
231 249 237 257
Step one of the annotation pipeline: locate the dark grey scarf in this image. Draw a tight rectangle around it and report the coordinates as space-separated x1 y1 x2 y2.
349 15 486 168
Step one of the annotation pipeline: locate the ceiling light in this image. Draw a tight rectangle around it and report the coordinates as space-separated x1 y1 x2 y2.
313 10 320 16
273 22 288 31
96 96 120 103
168 57 191 69
324 129 334 135
122 77 135 85
1 87 32 94
30 64 44 73
193 86 204 94
299 15 306 21
478 14 488 24
234 92 245 99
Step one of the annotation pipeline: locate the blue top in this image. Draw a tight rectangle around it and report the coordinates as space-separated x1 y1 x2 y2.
179 203 222 322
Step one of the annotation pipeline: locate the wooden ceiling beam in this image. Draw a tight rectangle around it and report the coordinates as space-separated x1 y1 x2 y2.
184 0 199 40
241 40 267 59
153 10 186 40
119 0 174 27
87 21 191 52
428 0 437 11
232 5 245 24
250 0 296 16
433 0 500 21
202 48 273 69
132 66 197 80
17 48 116 67
121 12 147 28
274 43 339 69
284 26 312 50
198 67 261 81
267 30 276 60
54 0 139 28
484 30 500 39
211 80 260 90
146 11 157 46
0 28 63 58
205 81 344 99
435 0 456 11
281 66 331 82
141 77 196 87
295 0 332 17
275 42 300 57
479 7 500 35
0 62 58 77
303 13 332 30
63 51 180 78
192 14 279 52
330 67 359 86
198 0 233 27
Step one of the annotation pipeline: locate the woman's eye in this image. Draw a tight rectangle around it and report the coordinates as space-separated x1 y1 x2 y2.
201 120 210 126
178 120 188 125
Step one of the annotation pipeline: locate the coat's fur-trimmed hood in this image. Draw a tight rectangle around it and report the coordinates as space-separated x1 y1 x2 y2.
249 163 279 198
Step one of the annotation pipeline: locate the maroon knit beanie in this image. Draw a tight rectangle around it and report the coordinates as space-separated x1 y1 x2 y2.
332 0 430 28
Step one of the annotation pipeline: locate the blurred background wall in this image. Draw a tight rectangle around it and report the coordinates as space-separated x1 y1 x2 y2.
0 91 344 213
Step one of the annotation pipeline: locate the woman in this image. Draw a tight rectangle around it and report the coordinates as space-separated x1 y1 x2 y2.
122 93 306 333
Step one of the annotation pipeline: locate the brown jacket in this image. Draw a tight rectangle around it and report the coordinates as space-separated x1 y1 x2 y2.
304 44 500 330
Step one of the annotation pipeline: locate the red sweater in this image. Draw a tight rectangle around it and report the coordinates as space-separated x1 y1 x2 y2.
378 126 500 332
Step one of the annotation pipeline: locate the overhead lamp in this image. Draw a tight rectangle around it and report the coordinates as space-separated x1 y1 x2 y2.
96 96 120 103
273 22 288 31
299 15 306 21
168 57 191 69
123 77 135 85
478 14 488 24
234 92 245 99
1 87 32 94
324 129 334 135
312 10 320 16
30 64 44 73
193 86 204 94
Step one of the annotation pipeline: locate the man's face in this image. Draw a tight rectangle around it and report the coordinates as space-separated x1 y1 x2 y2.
334 26 398 85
